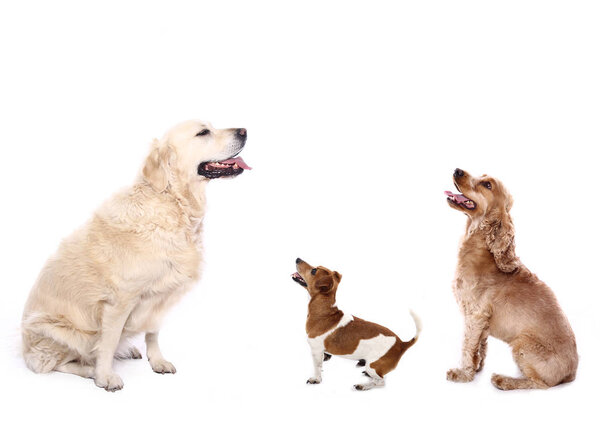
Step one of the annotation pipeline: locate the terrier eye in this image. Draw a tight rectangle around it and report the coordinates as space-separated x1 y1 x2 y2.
483 182 492 190
311 269 317 275
196 129 210 137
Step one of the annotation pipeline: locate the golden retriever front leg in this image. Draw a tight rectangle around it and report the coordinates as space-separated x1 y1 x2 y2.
145 332 177 374
94 302 136 392
447 314 490 382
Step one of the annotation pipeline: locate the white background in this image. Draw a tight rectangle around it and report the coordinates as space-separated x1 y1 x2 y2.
1 1 598 424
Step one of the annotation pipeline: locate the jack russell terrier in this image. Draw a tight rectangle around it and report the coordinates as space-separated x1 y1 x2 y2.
292 258 421 390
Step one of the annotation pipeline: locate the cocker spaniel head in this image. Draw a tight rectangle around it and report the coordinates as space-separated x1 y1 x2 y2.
446 169 519 273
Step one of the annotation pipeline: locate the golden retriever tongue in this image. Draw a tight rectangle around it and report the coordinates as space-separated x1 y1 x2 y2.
444 191 471 203
220 157 252 170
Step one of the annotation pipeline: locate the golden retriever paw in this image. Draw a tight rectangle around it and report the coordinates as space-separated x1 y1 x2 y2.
116 346 142 360
128 347 142 359
306 377 321 384
446 368 474 382
95 372 124 392
150 359 177 374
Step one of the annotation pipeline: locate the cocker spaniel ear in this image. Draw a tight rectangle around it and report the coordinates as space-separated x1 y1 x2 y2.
142 139 172 192
480 207 520 273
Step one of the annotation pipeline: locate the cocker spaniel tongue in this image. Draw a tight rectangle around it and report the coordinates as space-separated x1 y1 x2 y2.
445 191 476 209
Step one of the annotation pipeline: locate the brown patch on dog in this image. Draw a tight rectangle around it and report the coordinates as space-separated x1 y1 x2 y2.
294 258 420 387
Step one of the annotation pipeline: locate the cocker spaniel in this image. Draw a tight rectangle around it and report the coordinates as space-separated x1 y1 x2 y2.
444 168 577 390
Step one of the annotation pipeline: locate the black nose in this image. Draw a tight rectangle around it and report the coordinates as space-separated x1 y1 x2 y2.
296 258 302 264
236 128 247 142
454 168 464 178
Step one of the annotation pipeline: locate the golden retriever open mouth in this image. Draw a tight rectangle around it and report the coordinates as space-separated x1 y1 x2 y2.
197 156 251 179
445 190 476 210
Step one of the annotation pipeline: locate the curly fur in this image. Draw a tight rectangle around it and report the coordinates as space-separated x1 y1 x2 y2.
446 169 578 390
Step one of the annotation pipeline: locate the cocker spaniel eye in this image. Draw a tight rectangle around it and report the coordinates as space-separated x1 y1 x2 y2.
483 181 492 190
311 268 317 275
195 129 210 137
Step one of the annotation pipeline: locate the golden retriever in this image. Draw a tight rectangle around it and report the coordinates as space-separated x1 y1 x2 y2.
21 120 250 391
445 168 577 390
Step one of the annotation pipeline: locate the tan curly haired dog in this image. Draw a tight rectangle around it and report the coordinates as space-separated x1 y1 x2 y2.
444 168 578 390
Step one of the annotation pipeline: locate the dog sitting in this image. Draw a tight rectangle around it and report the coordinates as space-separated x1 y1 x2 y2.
445 168 578 390
292 258 421 390
21 121 250 391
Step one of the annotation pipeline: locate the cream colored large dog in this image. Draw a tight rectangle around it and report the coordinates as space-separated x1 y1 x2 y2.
22 120 250 391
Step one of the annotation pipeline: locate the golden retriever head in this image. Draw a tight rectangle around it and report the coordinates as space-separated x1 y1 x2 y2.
292 258 342 297
446 169 519 273
142 120 251 192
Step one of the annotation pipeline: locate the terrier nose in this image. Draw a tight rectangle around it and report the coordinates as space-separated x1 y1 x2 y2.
296 258 302 264
454 168 464 178
236 128 247 140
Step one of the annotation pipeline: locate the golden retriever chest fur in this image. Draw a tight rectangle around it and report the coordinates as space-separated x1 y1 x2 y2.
94 184 205 333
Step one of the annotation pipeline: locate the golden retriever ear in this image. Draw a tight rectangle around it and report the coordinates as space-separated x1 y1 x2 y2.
333 271 342 284
481 208 520 273
142 139 171 192
316 275 334 293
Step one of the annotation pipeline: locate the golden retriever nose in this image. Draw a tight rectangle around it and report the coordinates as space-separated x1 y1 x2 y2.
236 128 247 141
454 168 464 178
296 258 303 264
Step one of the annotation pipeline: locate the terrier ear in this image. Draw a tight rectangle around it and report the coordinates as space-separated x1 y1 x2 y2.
142 139 171 192
316 275 334 293
333 271 342 283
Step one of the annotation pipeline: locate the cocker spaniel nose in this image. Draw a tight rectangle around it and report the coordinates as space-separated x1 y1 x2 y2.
454 168 464 178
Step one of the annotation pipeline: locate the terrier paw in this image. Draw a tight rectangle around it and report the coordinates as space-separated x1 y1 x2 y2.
95 372 124 392
306 377 321 384
150 359 177 374
446 368 474 383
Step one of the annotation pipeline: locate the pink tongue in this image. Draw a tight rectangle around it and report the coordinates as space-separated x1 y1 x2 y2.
220 157 252 170
444 191 470 203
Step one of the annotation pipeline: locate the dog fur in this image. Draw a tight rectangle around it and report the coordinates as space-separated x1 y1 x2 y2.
21 120 248 391
293 258 421 390
445 169 578 390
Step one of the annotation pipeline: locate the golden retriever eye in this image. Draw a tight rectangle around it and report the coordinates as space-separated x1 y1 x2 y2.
196 129 210 137
483 182 492 190
311 268 317 276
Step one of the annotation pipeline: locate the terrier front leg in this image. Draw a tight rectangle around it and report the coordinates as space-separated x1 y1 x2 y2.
307 348 324 384
146 332 176 374
447 314 489 383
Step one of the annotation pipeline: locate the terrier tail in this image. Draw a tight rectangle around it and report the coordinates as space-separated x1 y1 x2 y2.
403 310 422 349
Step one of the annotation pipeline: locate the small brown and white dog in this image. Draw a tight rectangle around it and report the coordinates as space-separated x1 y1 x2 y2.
292 258 421 390
445 168 578 390
22 120 251 391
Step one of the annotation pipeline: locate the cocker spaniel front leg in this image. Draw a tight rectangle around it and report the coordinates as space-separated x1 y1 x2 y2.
447 314 490 382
